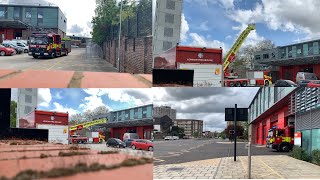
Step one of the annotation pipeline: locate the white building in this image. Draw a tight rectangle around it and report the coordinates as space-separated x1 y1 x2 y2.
153 0 182 62
16 88 38 127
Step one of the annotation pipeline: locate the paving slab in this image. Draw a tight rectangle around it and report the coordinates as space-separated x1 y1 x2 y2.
0 69 18 78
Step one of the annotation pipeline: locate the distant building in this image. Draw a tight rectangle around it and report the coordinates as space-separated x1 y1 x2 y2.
16 88 38 128
174 119 203 138
153 106 177 120
153 0 182 60
0 3 67 42
154 115 173 136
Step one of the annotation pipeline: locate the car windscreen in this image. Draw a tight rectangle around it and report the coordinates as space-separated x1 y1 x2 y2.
305 74 318 80
115 139 123 143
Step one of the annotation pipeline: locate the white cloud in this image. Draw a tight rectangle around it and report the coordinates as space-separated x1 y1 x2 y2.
53 102 78 115
79 94 111 112
189 33 228 52
217 0 235 9
180 14 190 43
38 89 52 108
55 91 63 99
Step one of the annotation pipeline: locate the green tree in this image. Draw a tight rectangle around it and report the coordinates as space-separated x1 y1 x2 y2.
192 131 199 138
170 126 185 138
10 101 17 128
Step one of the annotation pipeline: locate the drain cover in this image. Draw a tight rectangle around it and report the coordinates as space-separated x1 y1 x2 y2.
167 167 184 171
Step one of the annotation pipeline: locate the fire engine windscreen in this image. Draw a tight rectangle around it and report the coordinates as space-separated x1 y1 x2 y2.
30 36 52 45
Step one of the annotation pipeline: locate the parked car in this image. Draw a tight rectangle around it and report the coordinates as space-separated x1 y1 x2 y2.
3 40 28 53
296 72 318 83
124 138 135 147
274 80 298 87
123 133 140 141
131 139 153 151
106 138 126 148
164 136 179 140
297 80 311 87
307 80 320 88
2 43 23 54
0 45 15 56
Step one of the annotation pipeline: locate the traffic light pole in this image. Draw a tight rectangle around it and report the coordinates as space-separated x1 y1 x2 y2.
234 104 237 161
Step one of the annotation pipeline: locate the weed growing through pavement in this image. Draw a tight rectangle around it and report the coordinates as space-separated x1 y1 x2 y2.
98 151 119 155
58 151 89 157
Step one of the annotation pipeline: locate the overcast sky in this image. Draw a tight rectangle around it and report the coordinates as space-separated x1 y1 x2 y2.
181 0 320 52
153 88 259 132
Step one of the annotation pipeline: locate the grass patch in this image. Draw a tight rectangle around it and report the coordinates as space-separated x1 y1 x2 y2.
98 151 119 155
58 151 89 157
6 157 153 180
9 142 31 146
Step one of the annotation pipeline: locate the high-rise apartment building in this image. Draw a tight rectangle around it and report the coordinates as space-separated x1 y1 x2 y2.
153 106 176 120
16 88 38 127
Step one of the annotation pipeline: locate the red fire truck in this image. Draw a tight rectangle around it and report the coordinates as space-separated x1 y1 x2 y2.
28 33 71 59
266 125 295 152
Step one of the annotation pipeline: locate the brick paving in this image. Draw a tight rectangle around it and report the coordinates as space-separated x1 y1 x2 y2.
154 155 320 179
0 69 152 88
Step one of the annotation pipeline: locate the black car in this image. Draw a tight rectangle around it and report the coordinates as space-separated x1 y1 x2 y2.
274 80 298 87
106 138 126 148
124 139 135 147
2 43 23 54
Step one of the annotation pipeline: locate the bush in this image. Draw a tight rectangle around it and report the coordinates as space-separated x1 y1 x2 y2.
312 149 320 165
220 134 226 140
291 146 311 162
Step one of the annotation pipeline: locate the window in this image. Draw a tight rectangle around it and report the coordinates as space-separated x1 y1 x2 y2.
0 7 6 18
263 54 269 59
255 55 261 60
25 95 32 103
296 44 302 57
308 42 314 55
14 7 21 19
24 106 32 114
164 27 173 37
37 8 43 23
165 13 174 24
163 41 172 51
166 0 175 10
25 8 32 19
25 88 32 92
288 46 292 58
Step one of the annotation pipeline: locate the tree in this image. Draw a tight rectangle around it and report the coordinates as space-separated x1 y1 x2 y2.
69 106 109 125
224 124 245 139
192 131 199 138
10 101 17 128
170 126 185 138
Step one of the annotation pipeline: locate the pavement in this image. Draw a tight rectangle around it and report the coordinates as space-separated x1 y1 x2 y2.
154 139 288 165
154 155 320 179
0 48 152 88
0 140 153 180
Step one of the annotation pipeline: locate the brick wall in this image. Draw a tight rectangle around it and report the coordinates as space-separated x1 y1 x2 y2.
103 36 153 74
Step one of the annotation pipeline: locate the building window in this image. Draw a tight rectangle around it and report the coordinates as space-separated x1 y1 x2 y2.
166 0 175 10
14 7 21 19
24 106 32 114
263 54 269 59
164 27 173 37
25 8 32 19
255 55 261 60
0 7 6 18
308 42 314 55
163 41 172 51
37 9 44 23
165 13 174 24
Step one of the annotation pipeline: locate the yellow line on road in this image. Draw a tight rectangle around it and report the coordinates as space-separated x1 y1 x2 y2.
154 158 165 162
258 158 284 179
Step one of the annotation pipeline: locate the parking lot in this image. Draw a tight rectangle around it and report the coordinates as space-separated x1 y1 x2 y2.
0 48 118 72
154 139 288 165
81 144 153 159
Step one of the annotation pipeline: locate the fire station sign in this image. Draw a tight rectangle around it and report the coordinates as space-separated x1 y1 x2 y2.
225 108 248 121
294 132 302 147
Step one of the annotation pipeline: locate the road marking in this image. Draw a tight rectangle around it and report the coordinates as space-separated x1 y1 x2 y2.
154 158 165 162
258 157 284 179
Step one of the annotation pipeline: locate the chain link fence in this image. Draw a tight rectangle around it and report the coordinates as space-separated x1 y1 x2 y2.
85 39 103 59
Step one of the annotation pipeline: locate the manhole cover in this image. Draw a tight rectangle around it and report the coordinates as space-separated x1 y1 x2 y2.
167 167 184 171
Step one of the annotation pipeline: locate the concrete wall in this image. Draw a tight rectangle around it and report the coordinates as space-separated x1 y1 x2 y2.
103 36 153 74
57 8 67 35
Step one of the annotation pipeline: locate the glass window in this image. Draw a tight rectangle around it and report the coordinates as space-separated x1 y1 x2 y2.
25 8 32 18
165 13 174 24
313 42 319 55
37 8 43 23
312 129 320 151
288 46 292 58
263 54 269 59
164 27 173 37
308 42 314 55
292 46 296 57
0 7 6 18
166 0 175 10
301 130 311 154
14 7 21 19
296 44 302 57
255 55 261 60
25 95 32 103
303 44 308 56
24 106 32 114
163 41 172 51
280 48 286 59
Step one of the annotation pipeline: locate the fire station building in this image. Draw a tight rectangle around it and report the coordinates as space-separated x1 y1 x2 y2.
254 39 320 82
105 104 154 140
0 3 67 42
249 87 320 154
248 87 296 145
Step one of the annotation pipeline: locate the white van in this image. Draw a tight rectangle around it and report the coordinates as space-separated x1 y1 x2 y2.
123 133 140 140
296 72 318 83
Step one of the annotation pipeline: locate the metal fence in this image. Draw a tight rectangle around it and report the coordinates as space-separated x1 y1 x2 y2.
85 39 103 59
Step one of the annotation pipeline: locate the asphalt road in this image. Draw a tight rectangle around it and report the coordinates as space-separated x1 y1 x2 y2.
154 139 289 165
0 48 118 72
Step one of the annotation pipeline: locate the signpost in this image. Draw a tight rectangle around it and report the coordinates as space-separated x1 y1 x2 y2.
225 105 248 162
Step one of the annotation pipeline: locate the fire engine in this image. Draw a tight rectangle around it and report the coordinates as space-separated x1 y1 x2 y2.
69 118 107 144
266 125 295 152
223 24 273 87
28 32 71 59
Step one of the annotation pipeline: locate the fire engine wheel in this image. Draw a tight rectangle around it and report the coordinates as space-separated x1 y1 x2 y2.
265 81 270 86
78 140 82 144
229 82 235 87
236 81 241 87
281 145 289 152
242 81 248 87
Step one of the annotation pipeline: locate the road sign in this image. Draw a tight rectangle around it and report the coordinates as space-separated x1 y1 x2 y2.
225 108 248 121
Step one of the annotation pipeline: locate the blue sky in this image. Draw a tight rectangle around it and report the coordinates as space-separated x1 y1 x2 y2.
181 0 320 51
36 89 153 115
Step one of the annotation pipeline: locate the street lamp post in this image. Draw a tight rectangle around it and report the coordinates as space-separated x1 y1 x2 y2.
117 0 123 72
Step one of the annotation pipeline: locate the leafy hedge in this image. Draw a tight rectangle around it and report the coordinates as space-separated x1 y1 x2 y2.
291 146 320 165
312 149 320 165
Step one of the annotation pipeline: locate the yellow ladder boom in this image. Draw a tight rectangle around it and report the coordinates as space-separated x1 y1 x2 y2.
223 24 256 72
69 118 107 131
